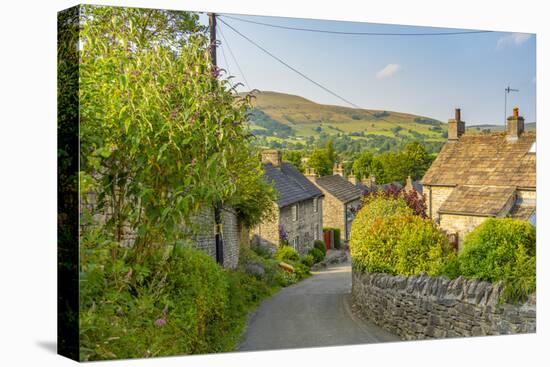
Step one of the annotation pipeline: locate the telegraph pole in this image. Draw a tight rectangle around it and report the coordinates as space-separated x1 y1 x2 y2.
504 85 519 124
209 13 224 266
209 13 217 68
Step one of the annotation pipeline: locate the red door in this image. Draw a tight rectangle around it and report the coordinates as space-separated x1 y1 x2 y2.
323 230 332 250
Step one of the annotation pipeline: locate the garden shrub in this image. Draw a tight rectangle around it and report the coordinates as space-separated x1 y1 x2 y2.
80 245 231 360
274 245 300 262
314 240 327 256
350 196 453 276
308 247 325 263
300 254 315 267
350 196 413 267
454 218 536 303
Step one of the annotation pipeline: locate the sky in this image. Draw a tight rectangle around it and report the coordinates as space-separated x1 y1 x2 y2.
199 13 536 125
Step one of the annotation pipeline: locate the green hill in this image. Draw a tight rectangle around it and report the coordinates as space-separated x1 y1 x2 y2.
242 91 447 154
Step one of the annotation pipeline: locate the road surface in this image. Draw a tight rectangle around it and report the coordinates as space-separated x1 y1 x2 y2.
238 260 399 351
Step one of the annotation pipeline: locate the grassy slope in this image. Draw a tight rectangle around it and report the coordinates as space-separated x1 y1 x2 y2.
244 91 446 143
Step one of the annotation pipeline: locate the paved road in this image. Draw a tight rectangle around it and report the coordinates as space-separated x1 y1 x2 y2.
238 260 399 351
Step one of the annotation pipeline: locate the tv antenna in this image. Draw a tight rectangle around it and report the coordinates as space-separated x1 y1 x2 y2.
504 86 519 124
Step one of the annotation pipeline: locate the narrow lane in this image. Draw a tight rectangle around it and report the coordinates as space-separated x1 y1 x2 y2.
238 260 399 351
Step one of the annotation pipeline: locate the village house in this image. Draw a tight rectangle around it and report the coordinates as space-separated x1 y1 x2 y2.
307 163 363 242
251 150 324 255
422 107 536 248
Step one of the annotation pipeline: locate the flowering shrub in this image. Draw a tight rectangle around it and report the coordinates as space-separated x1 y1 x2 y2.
362 185 427 218
278 224 289 246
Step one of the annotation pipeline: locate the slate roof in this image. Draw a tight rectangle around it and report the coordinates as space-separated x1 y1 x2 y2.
508 198 536 220
422 133 536 188
438 185 516 216
264 162 323 208
315 175 364 203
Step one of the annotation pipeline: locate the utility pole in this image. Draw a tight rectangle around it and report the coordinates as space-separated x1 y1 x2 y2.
504 85 519 124
209 13 217 69
209 13 224 266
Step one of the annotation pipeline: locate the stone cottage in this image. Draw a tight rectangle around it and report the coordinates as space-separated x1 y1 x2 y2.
251 150 324 255
422 108 536 248
307 164 363 242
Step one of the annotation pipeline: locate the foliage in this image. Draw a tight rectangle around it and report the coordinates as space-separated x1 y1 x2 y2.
351 213 454 276
275 245 300 262
307 148 333 177
248 108 294 138
362 184 427 218
300 254 315 267
452 218 536 303
314 240 327 256
326 138 336 167
308 247 325 263
352 151 374 181
79 5 273 259
278 224 289 246
283 150 304 172
80 241 238 360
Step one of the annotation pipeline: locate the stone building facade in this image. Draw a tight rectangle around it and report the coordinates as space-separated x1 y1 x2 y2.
251 150 324 255
422 108 536 248
307 166 363 242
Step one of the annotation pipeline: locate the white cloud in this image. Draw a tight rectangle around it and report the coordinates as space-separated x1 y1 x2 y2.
496 33 532 49
376 63 401 79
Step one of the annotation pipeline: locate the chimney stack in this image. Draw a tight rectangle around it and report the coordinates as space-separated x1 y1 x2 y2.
506 107 525 141
348 174 358 185
305 167 316 182
333 162 344 176
448 108 465 142
362 175 377 190
261 149 282 167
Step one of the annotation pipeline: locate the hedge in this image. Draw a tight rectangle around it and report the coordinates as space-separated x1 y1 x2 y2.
449 218 536 303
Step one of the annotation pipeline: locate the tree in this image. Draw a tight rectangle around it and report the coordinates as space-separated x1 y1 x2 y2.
326 138 336 167
308 149 332 177
401 142 431 180
283 150 304 172
79 6 273 256
352 151 374 180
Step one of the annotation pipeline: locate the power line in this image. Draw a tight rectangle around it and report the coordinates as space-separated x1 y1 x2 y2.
219 17 395 124
220 18 361 109
220 14 493 37
218 23 250 90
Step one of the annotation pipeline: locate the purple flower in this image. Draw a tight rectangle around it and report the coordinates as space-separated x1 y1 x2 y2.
154 318 167 327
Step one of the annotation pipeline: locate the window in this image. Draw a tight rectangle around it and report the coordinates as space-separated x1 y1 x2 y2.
292 204 298 221
313 197 318 213
293 236 299 249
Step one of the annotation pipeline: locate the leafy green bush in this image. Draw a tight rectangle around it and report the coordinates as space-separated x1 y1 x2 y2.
300 254 315 267
314 240 327 256
251 245 272 259
350 196 453 276
308 247 325 263
350 196 412 268
80 245 231 360
275 246 300 262
453 218 536 303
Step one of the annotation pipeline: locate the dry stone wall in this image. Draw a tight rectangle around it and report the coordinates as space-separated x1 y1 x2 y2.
352 271 535 340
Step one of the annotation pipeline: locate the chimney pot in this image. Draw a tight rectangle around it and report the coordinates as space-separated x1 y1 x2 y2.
455 108 461 122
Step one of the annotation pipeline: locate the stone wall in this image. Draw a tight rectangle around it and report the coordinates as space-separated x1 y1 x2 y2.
81 193 240 269
439 214 487 249
250 202 280 250
352 271 536 340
